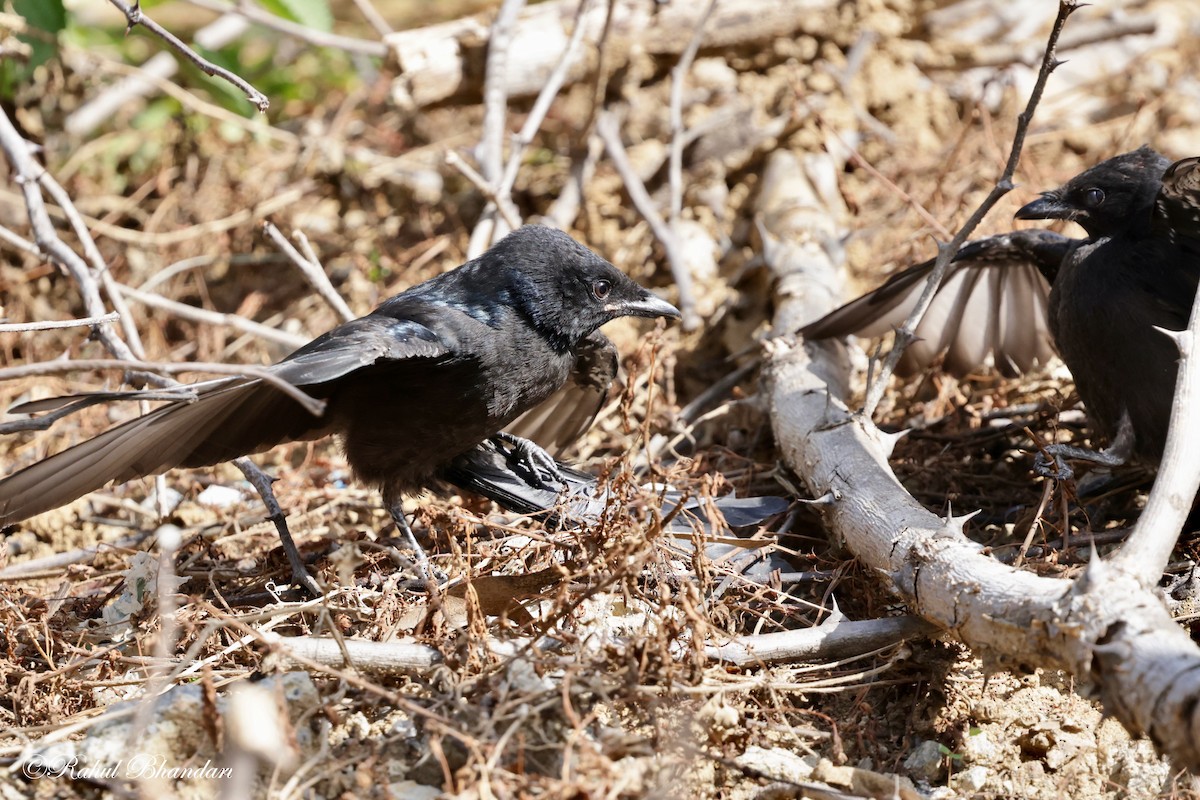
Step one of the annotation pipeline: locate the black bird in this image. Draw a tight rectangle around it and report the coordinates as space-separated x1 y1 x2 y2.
0 225 680 589
801 146 1200 468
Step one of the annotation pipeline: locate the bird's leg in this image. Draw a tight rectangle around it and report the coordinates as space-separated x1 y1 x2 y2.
386 499 435 584
490 432 566 490
1034 411 1136 482
233 457 322 596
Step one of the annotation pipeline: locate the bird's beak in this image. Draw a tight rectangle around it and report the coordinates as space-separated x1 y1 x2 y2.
1015 193 1073 221
608 293 681 320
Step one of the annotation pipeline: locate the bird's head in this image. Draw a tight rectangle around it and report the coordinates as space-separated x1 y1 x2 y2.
1015 145 1171 238
495 226 680 349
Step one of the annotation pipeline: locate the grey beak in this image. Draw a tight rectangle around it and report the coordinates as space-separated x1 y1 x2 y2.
609 293 682 320
1015 193 1072 221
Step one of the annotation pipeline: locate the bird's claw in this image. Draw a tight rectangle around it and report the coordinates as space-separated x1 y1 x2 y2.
1033 441 1130 482
492 433 566 491
1034 450 1074 480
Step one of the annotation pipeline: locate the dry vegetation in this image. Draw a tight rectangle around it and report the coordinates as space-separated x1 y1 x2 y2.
1 0 1200 798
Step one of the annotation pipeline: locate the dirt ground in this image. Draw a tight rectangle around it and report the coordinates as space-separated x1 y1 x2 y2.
2 0 1200 797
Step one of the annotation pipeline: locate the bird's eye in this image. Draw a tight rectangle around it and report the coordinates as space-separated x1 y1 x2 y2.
1082 187 1105 207
592 279 611 299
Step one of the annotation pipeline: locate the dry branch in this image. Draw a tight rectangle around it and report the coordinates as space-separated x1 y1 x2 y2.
0 312 119 333
185 0 387 57
761 131 1200 774
707 616 937 666
384 0 837 109
264 633 443 674
107 0 269 111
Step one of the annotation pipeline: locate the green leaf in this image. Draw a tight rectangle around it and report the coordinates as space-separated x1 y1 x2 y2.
257 0 333 33
14 0 66 35
11 0 67 75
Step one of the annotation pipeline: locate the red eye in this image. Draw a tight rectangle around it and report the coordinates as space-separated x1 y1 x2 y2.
592 279 611 299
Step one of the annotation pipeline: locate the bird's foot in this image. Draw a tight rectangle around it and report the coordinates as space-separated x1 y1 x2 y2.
1034 443 1129 481
491 432 566 491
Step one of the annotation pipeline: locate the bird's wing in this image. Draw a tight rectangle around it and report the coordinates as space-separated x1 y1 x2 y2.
800 230 1073 377
9 387 204 415
0 315 453 526
271 315 449 385
1153 156 1200 242
0 378 265 525
9 318 448 416
501 330 618 457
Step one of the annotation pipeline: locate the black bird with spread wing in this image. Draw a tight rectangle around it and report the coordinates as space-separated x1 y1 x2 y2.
802 146 1200 467
0 225 680 589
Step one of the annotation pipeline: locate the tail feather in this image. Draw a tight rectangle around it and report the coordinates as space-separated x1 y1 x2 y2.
0 378 329 526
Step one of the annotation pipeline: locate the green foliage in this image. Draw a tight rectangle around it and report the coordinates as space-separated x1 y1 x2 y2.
5 0 356 126
257 0 334 33
14 0 66 39
2 0 67 97
936 743 964 763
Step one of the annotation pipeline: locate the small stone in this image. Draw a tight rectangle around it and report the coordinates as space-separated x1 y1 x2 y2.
904 739 947 784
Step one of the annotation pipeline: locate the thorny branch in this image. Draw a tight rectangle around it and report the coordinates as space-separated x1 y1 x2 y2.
861 0 1082 416
106 0 270 112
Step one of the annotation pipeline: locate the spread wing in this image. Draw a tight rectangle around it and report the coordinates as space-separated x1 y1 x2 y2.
0 314 451 526
502 330 618 456
800 230 1072 377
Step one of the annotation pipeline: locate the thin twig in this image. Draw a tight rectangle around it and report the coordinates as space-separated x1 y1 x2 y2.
0 106 164 387
861 1 1081 417
0 222 39 256
0 313 119 333
66 15 255 138
69 44 298 145
137 254 286 293
668 0 718 222
0 359 325 417
445 151 522 230
481 0 526 189
261 222 355 323
35 169 146 357
185 0 388 57
0 183 310 246
350 0 392 36
494 0 595 205
115 282 308 350
596 110 700 330
470 0 528 253
838 140 951 238
0 530 154 580
107 0 270 111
